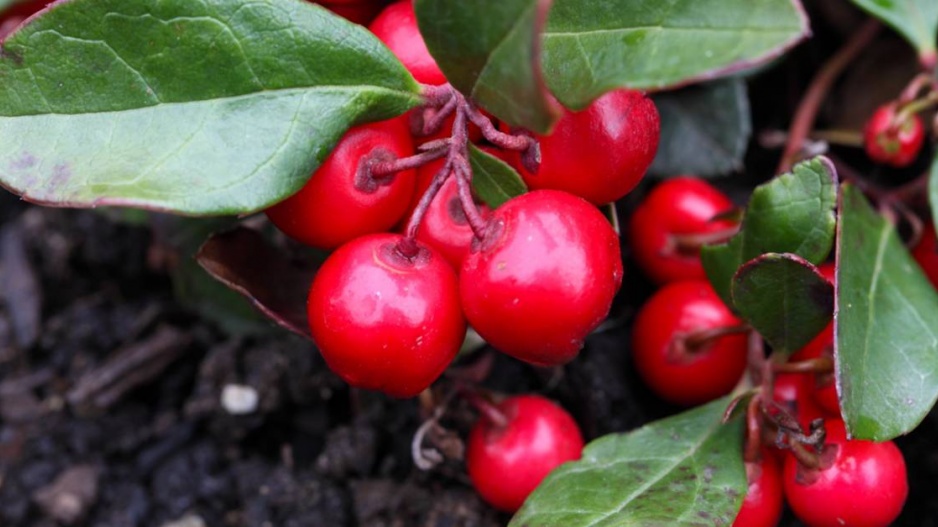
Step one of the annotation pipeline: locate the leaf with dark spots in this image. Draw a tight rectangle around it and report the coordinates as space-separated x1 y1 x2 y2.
510 397 746 526
837 184 938 441
0 225 41 349
0 0 420 215
197 227 317 339
732 253 833 355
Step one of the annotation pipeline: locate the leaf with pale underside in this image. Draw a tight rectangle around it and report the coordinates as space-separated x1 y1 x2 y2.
510 398 746 526
0 0 419 215
837 184 938 441
732 253 833 355
702 156 838 309
468 144 527 208
543 0 809 110
416 0 559 133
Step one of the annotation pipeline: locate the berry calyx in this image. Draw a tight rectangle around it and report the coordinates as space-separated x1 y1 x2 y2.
783 419 908 527
466 394 584 513
369 0 446 85
628 176 738 284
513 89 659 205
307 233 466 398
732 453 783 527
460 190 623 366
265 118 416 249
863 102 925 168
631 280 748 406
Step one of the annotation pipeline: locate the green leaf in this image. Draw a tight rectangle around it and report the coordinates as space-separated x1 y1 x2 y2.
650 79 751 178
468 144 527 208
543 0 809 110
849 0 938 62
928 154 938 233
510 398 746 526
0 0 420 215
837 184 938 441
732 253 833 355
702 156 838 308
415 0 559 133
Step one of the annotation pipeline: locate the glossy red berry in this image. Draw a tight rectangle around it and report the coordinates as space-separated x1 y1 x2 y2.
466 394 584 513
514 89 659 205
863 103 925 168
912 220 938 289
311 0 388 25
631 281 747 406
265 118 415 249
628 176 737 284
783 419 908 527
460 190 623 366
307 233 466 398
369 0 446 85
732 453 783 527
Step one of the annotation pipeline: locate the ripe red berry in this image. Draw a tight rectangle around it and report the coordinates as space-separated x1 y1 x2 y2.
369 0 446 85
466 394 584 513
307 233 466 398
311 0 388 25
413 168 490 270
783 419 908 527
460 190 623 366
912 220 938 289
863 103 925 168
628 176 737 284
513 89 659 205
631 281 747 406
0 0 50 38
732 453 783 527
265 118 415 249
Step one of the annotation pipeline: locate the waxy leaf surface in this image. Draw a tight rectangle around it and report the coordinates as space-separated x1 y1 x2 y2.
510 398 745 526
702 156 837 308
543 0 809 110
837 184 938 441
0 0 420 215
732 253 833 355
468 144 527 208
416 0 558 133
650 79 751 178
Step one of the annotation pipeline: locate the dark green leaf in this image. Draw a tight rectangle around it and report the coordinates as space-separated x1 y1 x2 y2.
543 0 809 110
650 79 751 178
0 0 420 215
702 156 838 308
468 144 527 208
509 398 746 526
849 0 938 62
837 184 938 441
732 253 833 355
416 0 558 133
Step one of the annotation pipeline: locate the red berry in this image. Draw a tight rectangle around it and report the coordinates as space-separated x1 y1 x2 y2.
912 220 938 289
772 373 825 433
460 190 623 366
631 281 747 406
311 0 388 25
466 395 584 513
514 89 659 205
863 103 925 168
628 176 737 284
307 233 466 398
0 0 50 38
783 419 907 527
413 170 490 270
369 0 446 85
732 454 783 527
265 118 415 249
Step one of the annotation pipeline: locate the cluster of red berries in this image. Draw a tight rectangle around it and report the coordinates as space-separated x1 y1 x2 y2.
863 102 926 168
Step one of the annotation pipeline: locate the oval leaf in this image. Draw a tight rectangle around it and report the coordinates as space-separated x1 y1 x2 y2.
650 79 751 178
0 0 420 215
416 0 560 133
836 184 938 441
543 0 809 110
702 156 838 309
197 227 318 339
468 144 527 208
850 0 938 64
510 398 746 526
732 253 833 354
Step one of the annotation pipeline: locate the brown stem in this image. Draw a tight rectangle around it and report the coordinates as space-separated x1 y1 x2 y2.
683 324 751 351
670 224 741 253
900 73 938 104
420 95 460 136
747 331 767 386
777 19 881 174
788 439 821 469
774 356 834 375
744 394 763 464
461 390 508 429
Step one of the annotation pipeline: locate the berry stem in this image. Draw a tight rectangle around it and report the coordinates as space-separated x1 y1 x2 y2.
466 104 536 151
777 19 880 173
774 356 833 375
744 394 764 464
670 224 741 253
455 162 490 239
684 324 751 351
370 147 449 177
462 390 509 429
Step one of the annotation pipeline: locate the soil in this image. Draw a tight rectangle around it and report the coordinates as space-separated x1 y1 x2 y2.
3 2 938 526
